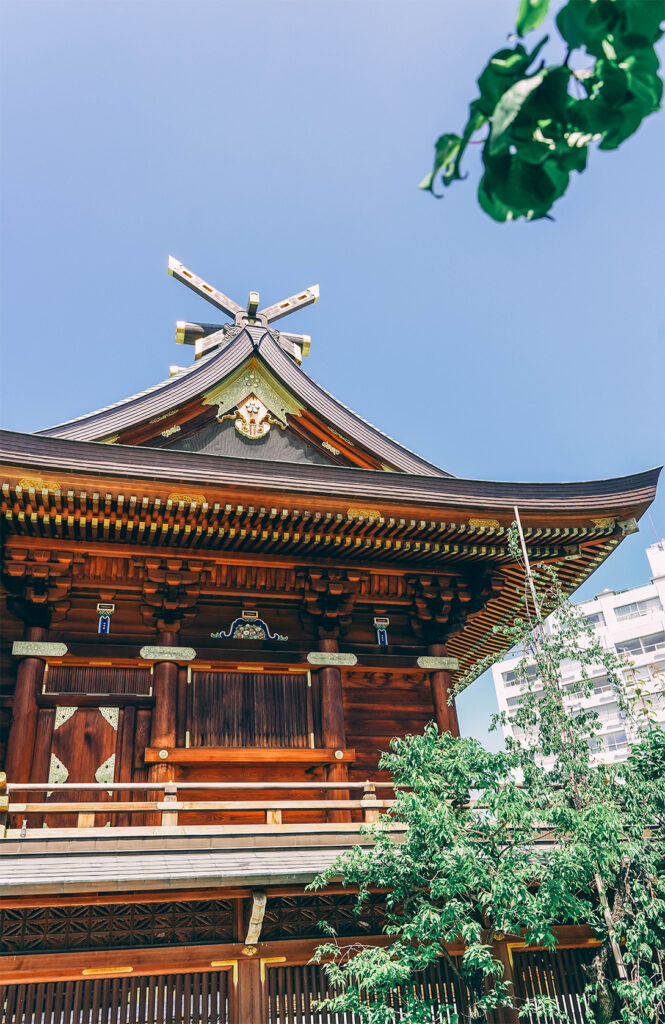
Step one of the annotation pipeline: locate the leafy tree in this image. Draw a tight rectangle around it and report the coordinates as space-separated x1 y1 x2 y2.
420 0 665 221
309 526 665 1022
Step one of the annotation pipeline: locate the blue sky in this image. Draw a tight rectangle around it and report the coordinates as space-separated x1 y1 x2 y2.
1 1 663 747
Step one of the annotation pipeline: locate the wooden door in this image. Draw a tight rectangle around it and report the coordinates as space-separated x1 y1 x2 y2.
44 706 119 826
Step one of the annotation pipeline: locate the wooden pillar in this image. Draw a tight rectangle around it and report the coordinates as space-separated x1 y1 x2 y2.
428 643 460 737
5 625 49 787
319 637 350 823
148 630 178 786
236 957 262 1024
490 938 520 1024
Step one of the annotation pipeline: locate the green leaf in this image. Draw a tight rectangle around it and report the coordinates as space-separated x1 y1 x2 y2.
489 70 547 154
419 134 462 193
556 0 617 57
421 101 488 195
620 0 665 49
476 35 549 116
516 0 551 36
573 50 664 150
489 66 571 158
482 149 569 220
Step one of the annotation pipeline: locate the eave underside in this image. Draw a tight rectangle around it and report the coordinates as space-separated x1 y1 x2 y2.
0 430 659 684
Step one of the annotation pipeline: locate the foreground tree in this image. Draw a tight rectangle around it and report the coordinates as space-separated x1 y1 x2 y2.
310 526 665 1022
420 0 664 221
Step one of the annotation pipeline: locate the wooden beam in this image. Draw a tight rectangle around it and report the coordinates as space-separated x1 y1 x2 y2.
10 798 393 813
143 747 356 765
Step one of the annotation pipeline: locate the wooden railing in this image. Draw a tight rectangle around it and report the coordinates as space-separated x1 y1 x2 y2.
0 774 396 837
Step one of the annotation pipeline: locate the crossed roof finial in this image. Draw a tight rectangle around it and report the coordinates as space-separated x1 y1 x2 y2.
168 256 318 362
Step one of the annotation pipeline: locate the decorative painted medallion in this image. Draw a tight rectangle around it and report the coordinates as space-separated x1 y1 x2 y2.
211 609 287 642
18 477 60 491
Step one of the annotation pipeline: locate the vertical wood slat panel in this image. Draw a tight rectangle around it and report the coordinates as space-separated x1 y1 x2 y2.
176 669 188 749
0 970 231 1024
513 947 598 1024
45 667 151 696
265 958 471 1024
188 672 309 748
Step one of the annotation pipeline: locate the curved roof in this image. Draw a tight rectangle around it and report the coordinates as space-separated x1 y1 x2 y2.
38 326 450 478
3 429 660 514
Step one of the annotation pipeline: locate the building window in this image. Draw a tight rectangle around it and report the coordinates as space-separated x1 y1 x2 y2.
616 632 665 657
502 665 539 687
614 597 662 622
590 730 628 752
584 611 606 629
605 730 628 751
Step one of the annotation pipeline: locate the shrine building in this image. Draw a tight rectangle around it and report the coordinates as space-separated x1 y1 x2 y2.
0 259 659 1022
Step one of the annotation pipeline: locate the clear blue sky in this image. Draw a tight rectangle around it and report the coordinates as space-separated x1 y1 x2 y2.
1 1 663 748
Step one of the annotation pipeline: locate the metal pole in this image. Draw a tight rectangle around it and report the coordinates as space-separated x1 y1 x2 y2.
513 505 542 621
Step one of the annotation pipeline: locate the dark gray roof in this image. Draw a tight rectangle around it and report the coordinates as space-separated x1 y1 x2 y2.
0 846 346 895
37 327 450 478
0 829 378 896
1 428 660 513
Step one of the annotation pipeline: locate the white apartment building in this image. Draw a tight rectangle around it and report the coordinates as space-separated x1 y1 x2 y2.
492 540 665 764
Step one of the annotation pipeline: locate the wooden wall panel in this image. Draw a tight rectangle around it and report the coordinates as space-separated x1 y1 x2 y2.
265 957 468 1023
174 764 328 826
513 946 601 1023
343 671 434 778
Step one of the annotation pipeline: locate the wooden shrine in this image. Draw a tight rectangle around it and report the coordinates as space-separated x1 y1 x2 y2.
0 259 660 1022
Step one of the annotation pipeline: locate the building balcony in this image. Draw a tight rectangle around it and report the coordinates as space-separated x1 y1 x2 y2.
0 776 403 898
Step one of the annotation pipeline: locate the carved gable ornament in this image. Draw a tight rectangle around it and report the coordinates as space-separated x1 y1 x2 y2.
204 364 302 442
230 394 277 440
